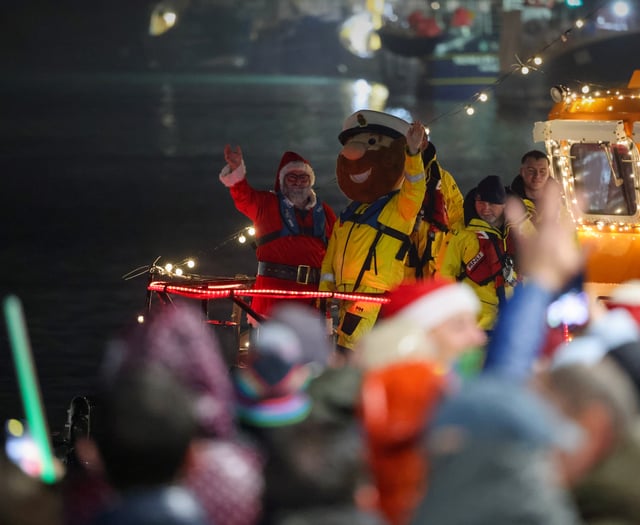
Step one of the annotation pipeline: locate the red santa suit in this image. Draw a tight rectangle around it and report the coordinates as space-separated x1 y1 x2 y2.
220 151 337 320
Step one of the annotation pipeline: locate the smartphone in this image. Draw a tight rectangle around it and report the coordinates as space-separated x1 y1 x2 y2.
4 419 45 478
546 289 590 329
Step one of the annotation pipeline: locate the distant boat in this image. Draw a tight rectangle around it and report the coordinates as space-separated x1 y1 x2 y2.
376 4 500 100
377 0 640 101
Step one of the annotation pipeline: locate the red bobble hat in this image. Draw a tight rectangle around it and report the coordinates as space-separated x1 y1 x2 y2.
275 151 315 192
380 278 480 331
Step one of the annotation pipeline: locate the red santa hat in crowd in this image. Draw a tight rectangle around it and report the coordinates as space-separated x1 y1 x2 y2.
606 279 640 325
275 151 315 192
380 278 480 331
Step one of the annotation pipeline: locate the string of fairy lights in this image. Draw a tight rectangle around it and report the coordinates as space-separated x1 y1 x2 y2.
425 0 616 126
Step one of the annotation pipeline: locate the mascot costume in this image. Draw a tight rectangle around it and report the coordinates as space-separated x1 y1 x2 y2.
319 110 429 352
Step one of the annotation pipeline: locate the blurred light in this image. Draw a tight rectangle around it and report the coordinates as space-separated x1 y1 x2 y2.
175 268 183 276
7 419 24 437
247 227 256 236
533 56 542 66
612 1 630 18
137 315 145 324
162 11 177 26
478 92 489 102
238 234 247 244
465 106 475 116
339 12 381 59
575 18 585 28
521 66 530 75
186 259 195 268
164 263 173 272
149 4 178 36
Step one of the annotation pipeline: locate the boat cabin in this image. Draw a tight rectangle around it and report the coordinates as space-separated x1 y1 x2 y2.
533 70 640 297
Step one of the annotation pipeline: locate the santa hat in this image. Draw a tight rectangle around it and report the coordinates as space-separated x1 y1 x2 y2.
339 109 410 145
275 151 315 192
355 317 436 371
380 278 480 331
606 279 640 325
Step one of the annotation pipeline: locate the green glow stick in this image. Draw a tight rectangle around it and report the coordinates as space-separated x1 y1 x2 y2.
3 295 57 483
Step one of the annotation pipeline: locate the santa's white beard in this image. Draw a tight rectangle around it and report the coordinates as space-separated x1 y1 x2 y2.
284 186 312 208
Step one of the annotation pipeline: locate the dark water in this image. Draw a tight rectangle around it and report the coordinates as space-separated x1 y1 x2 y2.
0 71 549 432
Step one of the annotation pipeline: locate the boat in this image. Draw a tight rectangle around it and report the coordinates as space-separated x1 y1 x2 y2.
378 0 640 101
532 69 640 298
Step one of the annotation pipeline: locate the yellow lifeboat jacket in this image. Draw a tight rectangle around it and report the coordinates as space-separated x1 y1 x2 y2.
439 217 525 330
320 153 426 293
404 161 464 281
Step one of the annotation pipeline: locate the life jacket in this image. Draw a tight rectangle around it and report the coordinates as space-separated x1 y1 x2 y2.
421 162 449 232
255 192 327 247
460 230 517 304
407 162 449 277
340 190 412 290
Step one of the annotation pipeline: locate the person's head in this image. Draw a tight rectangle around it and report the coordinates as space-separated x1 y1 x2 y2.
102 304 235 440
336 109 411 203
276 151 315 208
234 319 315 428
92 364 197 491
379 278 486 368
260 418 367 515
474 175 507 228
536 359 638 487
417 376 583 525
520 150 550 197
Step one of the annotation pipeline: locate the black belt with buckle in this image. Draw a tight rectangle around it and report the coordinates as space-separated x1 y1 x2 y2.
257 261 320 285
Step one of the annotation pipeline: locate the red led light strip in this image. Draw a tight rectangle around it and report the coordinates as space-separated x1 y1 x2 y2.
148 281 390 304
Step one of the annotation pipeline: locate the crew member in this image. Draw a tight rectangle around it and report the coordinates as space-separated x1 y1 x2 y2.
439 175 533 331
404 139 464 280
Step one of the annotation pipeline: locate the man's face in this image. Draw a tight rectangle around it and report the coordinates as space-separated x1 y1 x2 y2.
474 197 506 227
520 157 550 195
282 171 312 205
428 311 487 367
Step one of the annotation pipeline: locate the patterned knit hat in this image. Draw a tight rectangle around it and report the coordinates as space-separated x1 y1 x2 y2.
234 321 313 427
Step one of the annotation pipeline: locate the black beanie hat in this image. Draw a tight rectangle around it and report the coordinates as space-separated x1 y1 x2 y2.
476 175 507 204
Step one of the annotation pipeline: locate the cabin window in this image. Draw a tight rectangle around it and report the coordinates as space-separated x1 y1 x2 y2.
570 143 636 216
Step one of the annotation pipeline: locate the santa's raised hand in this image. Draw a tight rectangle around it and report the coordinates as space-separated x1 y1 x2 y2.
224 144 243 170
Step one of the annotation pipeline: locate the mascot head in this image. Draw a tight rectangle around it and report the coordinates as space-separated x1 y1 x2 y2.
337 110 410 203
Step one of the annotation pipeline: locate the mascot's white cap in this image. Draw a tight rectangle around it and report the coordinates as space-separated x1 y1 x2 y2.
339 109 410 144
